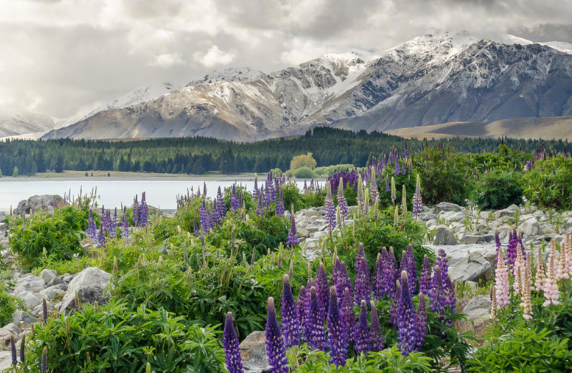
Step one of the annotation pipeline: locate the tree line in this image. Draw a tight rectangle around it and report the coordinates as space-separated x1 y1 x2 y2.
0 127 568 176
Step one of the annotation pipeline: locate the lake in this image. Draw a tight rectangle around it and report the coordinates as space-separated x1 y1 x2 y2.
0 179 312 212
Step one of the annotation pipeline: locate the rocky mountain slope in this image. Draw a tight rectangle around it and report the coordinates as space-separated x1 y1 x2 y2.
42 31 572 141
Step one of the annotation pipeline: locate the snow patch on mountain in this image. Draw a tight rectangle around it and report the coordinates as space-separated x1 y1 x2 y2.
0 107 57 138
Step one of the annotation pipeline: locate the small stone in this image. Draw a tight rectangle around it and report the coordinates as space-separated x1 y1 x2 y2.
12 310 39 328
18 291 42 310
433 225 458 245
40 269 58 284
47 277 64 287
239 331 271 373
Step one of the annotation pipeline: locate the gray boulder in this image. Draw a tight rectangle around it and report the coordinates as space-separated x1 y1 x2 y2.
463 296 492 320
449 251 495 282
239 331 271 373
0 351 12 371
58 267 112 314
12 310 39 328
460 234 485 245
433 226 458 245
14 194 64 215
47 276 64 287
18 291 42 310
40 269 58 284
435 202 464 212
13 274 46 295
518 218 539 237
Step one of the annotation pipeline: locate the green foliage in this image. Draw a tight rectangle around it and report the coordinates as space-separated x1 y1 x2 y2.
0 288 24 326
314 164 356 177
9 206 90 269
473 171 524 210
19 301 224 373
12 166 18 177
467 328 572 372
523 158 572 210
414 148 473 206
290 345 432 372
289 167 318 178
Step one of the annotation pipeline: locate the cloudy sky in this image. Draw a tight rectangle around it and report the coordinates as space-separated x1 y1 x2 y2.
1 0 571 119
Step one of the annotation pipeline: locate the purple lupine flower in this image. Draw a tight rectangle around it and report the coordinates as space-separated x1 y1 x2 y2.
419 255 432 296
369 301 384 351
193 218 199 238
341 287 356 342
253 175 259 200
281 275 301 348
10 335 16 365
415 293 427 351
297 286 307 329
132 195 139 227
385 247 398 298
394 159 400 176
337 179 348 220
354 256 371 305
223 312 244 373
506 228 518 271
303 277 315 344
306 287 328 351
230 184 240 213
435 249 449 278
333 258 341 291
217 187 226 219
122 213 129 239
526 160 532 171
385 176 390 192
429 265 445 317
517 231 527 264
139 192 148 227
200 199 211 233
401 160 406 175
87 210 96 239
325 182 336 230
397 271 417 355
276 189 285 217
406 244 417 295
95 224 106 248
212 199 221 226
389 280 401 326
373 253 384 299
267 171 276 203
256 192 264 216
327 287 347 367
354 300 371 354
265 297 289 373
316 262 330 321
286 214 299 246
443 275 456 315
334 261 353 305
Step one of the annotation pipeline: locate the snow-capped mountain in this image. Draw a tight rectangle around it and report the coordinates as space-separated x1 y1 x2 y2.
42 31 572 141
0 107 58 138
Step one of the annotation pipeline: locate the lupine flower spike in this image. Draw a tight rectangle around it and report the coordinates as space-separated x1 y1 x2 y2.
543 240 560 306
495 251 510 308
327 287 348 367
41 347 48 373
354 300 370 354
341 287 356 342
521 264 533 320
223 312 244 373
265 297 289 373
415 293 427 351
397 271 417 355
281 275 301 347
306 287 327 351
369 301 384 352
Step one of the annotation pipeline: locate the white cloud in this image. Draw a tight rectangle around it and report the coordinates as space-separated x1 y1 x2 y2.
193 45 237 68
149 53 185 68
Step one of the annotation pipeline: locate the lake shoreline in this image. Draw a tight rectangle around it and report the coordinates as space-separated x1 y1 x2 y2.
0 171 328 182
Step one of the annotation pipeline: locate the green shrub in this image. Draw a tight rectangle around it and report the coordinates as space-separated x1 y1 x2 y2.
473 171 524 210
291 167 318 179
467 328 572 372
414 148 473 206
522 159 572 210
19 301 224 373
9 207 88 269
0 288 24 326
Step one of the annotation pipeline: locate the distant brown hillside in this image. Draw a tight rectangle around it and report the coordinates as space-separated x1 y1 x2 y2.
385 117 572 140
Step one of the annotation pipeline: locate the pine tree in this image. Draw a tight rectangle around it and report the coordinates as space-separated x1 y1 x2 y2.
36 149 46 173
12 166 18 177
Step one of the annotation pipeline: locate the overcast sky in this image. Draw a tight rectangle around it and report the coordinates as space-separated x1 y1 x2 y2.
1 0 571 119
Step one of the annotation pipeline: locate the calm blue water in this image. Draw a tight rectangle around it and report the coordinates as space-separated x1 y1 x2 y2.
0 179 310 211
